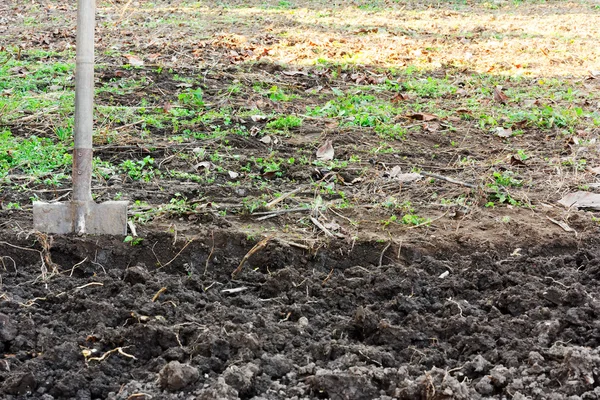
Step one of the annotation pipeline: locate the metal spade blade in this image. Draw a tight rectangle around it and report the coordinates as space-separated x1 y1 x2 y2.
33 0 127 235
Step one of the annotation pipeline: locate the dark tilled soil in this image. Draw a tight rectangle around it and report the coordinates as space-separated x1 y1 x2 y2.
2 232 600 400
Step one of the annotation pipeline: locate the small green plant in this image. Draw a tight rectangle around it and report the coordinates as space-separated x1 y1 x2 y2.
381 214 398 227
267 115 302 130
487 172 521 206
178 88 204 108
492 171 522 187
124 235 144 246
267 85 295 102
516 149 529 161
401 214 429 226
242 197 267 213
120 156 157 182
5 202 21 210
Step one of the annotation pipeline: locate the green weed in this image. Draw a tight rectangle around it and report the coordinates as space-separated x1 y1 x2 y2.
267 115 303 130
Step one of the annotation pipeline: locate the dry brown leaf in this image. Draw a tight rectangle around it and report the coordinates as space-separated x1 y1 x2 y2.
522 99 540 108
391 93 411 103
123 54 144 67
407 112 438 121
316 139 334 161
493 86 509 104
495 127 512 138
259 135 272 144
509 155 527 167
546 216 576 234
194 161 213 171
282 70 307 76
424 122 440 132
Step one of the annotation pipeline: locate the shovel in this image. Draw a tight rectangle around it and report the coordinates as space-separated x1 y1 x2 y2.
33 0 127 235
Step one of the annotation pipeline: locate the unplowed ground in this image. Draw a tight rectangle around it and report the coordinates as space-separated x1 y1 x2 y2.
2 1 600 399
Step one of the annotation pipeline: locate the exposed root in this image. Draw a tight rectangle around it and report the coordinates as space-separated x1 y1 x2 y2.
84 346 137 362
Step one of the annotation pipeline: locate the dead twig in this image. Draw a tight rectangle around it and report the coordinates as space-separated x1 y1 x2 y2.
152 287 167 302
322 268 334 285
253 207 311 221
75 282 103 291
0 256 17 272
378 243 391 267
68 257 88 277
156 239 194 269
310 217 335 238
19 297 47 307
204 230 215 276
232 235 273 279
0 240 54 280
266 186 305 209
420 171 478 189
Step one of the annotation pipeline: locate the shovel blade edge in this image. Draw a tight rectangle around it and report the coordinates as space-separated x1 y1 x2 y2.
34 201 128 235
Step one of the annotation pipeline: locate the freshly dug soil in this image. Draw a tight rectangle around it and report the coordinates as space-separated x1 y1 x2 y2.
2 231 600 400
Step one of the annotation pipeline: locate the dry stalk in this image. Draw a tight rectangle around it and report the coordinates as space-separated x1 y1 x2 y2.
322 268 334 285
231 235 273 279
310 217 335 238
75 282 103 291
265 186 305 209
204 230 214 276
68 257 88 277
155 239 194 269
378 242 391 268
152 287 167 302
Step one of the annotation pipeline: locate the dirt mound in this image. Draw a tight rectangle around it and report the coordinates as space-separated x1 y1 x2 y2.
1 232 600 399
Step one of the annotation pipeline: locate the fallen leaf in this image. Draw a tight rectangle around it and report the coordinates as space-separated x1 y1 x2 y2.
162 102 172 113
251 115 268 122
395 173 422 183
493 86 509 104
546 216 576 234
391 93 411 102
261 171 277 180
558 191 600 210
316 139 334 161
281 70 307 76
386 165 403 178
250 126 261 137
495 127 512 138
259 135 272 144
194 161 212 171
424 122 440 132
323 221 341 231
228 171 239 179
588 166 600 175
509 155 527 167
407 112 438 121
123 54 144 67
522 99 540 108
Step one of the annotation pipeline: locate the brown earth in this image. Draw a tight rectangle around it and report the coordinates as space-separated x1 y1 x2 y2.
3 0 600 399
